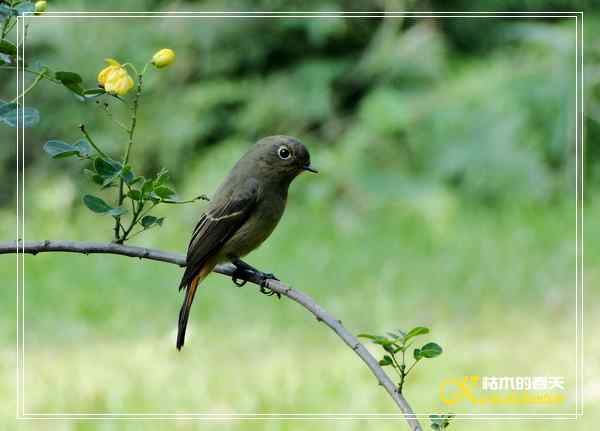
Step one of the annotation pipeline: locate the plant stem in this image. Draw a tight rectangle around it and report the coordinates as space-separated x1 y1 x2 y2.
0 66 61 83
1 16 11 41
78 124 109 159
114 72 143 243
11 68 45 103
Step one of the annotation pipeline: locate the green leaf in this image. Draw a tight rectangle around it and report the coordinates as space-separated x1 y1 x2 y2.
83 194 113 213
154 185 175 199
83 88 106 97
140 215 164 229
0 52 13 66
404 326 430 342
64 82 85 98
93 157 121 178
419 342 443 358
120 165 135 184
0 40 17 56
430 414 453 430
141 179 154 195
413 348 422 361
129 176 144 186
0 5 12 22
378 355 393 366
14 2 34 15
55 71 83 85
107 206 128 217
127 190 142 200
55 72 84 97
357 334 379 340
84 169 104 185
73 139 93 158
0 102 17 116
43 140 78 159
82 194 127 217
154 168 169 186
0 102 40 128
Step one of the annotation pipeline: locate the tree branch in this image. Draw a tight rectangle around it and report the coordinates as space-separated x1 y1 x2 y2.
2 239 422 431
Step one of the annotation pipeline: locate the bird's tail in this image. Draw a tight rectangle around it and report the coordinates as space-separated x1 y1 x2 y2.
176 262 215 350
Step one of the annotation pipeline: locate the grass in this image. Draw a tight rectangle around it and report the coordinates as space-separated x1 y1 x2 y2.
1 184 597 430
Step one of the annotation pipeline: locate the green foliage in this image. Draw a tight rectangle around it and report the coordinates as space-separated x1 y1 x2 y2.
359 326 443 393
0 4 590 208
0 100 39 127
430 414 453 430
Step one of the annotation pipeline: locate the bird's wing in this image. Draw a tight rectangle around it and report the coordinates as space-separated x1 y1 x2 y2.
178 178 259 290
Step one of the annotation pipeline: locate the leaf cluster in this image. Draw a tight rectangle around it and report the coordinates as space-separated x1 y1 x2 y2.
429 413 453 430
358 326 442 393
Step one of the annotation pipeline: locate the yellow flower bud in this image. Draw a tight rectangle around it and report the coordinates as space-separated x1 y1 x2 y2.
97 58 134 96
34 1 48 14
151 48 175 69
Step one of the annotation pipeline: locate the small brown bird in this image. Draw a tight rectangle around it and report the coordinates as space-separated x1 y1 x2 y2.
177 135 317 350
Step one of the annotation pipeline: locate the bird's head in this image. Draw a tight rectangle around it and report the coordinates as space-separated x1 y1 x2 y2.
252 135 318 183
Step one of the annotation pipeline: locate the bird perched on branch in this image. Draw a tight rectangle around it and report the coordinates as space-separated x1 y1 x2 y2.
176 135 317 350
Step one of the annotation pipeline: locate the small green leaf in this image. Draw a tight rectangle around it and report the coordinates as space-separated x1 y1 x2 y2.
419 342 443 358
357 334 379 340
55 71 83 84
14 2 34 15
120 165 135 184
0 52 13 66
154 185 175 199
82 194 127 217
84 169 104 185
154 168 169 185
0 102 39 128
55 72 84 98
107 206 127 217
127 190 142 200
73 139 93 158
43 140 78 159
129 176 144 186
0 5 12 21
83 194 113 213
140 215 158 228
94 157 121 178
83 88 106 97
0 102 17 116
141 179 154 195
0 40 17 56
379 355 393 366
413 348 422 361
404 327 430 342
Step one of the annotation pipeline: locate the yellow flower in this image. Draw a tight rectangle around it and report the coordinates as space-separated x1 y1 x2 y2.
34 1 47 14
151 49 175 69
97 58 134 96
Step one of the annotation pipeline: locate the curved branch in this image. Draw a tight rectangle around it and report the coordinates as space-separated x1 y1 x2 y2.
2 240 422 431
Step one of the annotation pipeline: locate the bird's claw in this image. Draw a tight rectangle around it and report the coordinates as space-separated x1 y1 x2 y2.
259 273 281 299
231 268 248 287
233 277 247 287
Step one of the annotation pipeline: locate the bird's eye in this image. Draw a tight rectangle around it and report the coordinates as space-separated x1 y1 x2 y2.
278 146 291 160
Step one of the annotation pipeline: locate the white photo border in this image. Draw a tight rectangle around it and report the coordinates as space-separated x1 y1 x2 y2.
15 10 584 421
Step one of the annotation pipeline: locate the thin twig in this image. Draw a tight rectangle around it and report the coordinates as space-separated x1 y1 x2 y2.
78 124 109 159
1 239 422 431
114 73 144 243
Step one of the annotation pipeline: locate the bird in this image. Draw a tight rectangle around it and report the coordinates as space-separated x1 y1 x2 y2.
176 135 317 350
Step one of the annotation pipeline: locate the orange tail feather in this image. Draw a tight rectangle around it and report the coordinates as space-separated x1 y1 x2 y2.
176 262 215 350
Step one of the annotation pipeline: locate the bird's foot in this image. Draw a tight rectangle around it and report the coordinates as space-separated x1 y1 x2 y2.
231 267 248 287
258 272 281 299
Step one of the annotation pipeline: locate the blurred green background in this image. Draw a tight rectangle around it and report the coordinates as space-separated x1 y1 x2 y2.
1 1 598 430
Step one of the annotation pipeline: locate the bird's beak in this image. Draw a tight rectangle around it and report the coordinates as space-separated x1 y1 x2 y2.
302 164 319 174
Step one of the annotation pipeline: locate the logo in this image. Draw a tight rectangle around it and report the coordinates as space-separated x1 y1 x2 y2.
440 376 566 406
